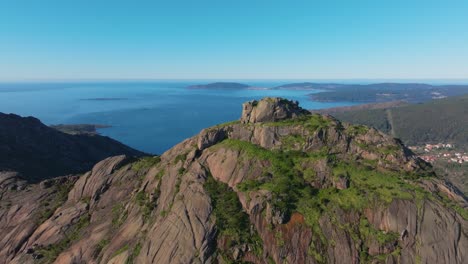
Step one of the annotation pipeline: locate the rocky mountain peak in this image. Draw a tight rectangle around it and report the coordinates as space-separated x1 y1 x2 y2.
240 97 310 124
0 99 467 264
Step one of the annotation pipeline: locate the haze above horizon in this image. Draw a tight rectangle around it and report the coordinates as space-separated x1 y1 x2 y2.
1 0 467 80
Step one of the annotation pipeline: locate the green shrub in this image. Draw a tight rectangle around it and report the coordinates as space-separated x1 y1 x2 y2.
134 190 156 221
112 203 128 228
112 245 129 257
132 156 161 171
36 213 90 263
204 175 263 256
174 153 188 164
94 239 109 257
125 242 142 264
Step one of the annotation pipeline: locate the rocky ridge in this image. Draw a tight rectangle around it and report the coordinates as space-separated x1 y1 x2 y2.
0 113 144 183
0 98 466 264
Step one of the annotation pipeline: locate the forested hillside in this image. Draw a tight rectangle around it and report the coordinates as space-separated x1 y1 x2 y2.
331 94 468 149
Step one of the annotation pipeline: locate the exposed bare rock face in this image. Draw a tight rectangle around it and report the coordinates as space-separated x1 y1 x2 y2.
241 97 310 124
0 97 467 264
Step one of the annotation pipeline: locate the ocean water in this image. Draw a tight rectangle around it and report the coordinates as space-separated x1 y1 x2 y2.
0 81 358 154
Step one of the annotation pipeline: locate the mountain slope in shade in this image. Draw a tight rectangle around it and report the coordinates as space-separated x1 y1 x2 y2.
0 113 145 183
0 98 466 264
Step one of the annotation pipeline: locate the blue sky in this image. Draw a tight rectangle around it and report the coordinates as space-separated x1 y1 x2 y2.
1 0 467 80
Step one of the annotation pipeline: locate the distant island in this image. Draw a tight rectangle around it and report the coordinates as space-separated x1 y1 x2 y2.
186 81 468 104
80 98 128 101
187 82 251 90
273 82 345 90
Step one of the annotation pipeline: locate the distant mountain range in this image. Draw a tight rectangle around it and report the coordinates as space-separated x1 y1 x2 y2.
272 82 347 90
188 82 468 103
306 83 468 103
187 82 251 90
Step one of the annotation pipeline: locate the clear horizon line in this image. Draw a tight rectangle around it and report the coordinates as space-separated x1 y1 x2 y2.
2 77 468 83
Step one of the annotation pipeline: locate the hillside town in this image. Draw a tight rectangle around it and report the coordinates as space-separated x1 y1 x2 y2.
408 143 468 164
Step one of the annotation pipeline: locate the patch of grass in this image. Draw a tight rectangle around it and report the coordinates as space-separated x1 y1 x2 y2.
346 125 369 136
237 179 263 192
281 134 306 149
36 181 74 225
178 167 186 175
36 213 91 263
112 244 129 258
307 241 325 264
94 238 110 257
217 139 277 161
214 120 241 128
80 196 91 205
332 162 414 204
159 210 168 217
415 254 422 264
434 192 468 220
112 203 128 228
263 114 332 132
359 218 399 245
204 175 263 257
135 191 156 221
174 175 182 195
125 242 142 264
378 145 401 155
354 141 401 156
275 231 285 247
135 191 146 206
155 169 165 180
174 152 188 164
132 156 161 171
220 139 329 221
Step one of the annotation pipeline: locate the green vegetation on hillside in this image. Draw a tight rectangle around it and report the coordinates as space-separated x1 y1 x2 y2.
263 114 332 132
36 213 91 263
332 94 468 149
219 138 436 262
224 139 427 215
204 175 263 258
132 156 161 171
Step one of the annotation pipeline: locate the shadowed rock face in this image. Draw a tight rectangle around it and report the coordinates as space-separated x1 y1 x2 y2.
0 113 145 183
241 97 310 124
0 98 466 264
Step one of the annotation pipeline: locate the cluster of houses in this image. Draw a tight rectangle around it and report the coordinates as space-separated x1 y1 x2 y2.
448 152 468 164
423 143 453 152
419 152 467 164
409 143 467 164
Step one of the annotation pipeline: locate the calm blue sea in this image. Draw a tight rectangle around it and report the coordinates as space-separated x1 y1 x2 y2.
0 81 359 154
